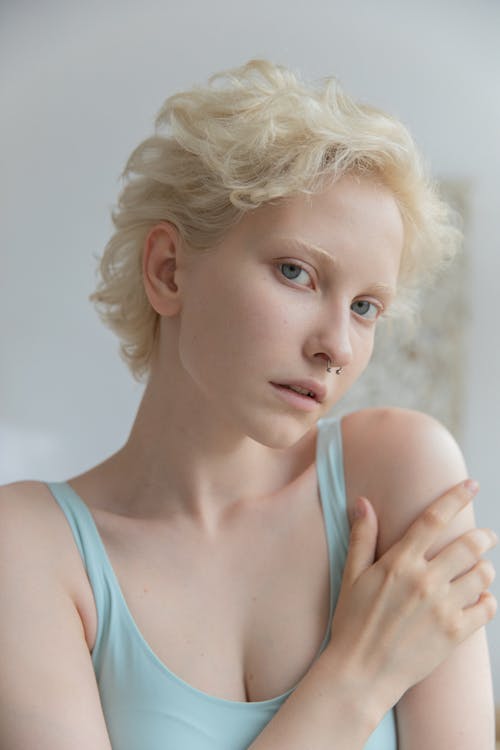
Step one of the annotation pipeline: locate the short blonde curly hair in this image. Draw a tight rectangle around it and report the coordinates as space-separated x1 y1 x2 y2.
90 59 461 382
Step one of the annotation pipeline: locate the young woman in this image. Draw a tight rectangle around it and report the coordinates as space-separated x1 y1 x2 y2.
0 60 497 750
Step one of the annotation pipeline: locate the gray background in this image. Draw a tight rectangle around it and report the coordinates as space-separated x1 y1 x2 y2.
1 0 499 698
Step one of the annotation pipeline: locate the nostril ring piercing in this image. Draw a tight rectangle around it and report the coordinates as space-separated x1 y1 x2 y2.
326 359 344 375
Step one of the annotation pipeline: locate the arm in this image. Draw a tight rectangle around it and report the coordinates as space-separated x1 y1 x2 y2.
0 482 113 750
250 416 496 749
342 407 496 749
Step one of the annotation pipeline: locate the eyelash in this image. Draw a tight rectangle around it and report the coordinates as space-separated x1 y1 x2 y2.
350 299 381 321
277 261 312 287
276 261 384 321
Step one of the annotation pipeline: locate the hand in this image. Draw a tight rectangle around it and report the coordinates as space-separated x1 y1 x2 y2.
326 480 497 715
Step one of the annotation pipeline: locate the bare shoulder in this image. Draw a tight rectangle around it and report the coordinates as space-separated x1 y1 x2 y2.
341 406 467 494
0 480 95 639
340 407 472 556
0 481 110 748
0 480 73 563
0 480 64 555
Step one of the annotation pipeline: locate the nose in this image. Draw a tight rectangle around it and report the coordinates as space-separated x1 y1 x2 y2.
312 306 353 371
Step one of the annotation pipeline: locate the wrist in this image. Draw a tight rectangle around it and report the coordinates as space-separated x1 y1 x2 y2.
283 648 384 747
320 643 389 733
247 649 382 750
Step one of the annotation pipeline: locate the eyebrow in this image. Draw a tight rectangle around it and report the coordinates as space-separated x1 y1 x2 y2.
268 236 397 298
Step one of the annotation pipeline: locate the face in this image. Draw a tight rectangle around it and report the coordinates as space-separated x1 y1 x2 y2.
172 174 404 448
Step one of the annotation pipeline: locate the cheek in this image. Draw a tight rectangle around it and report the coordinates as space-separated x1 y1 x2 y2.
336 338 375 399
176 271 277 384
357 332 376 377
349 327 376 377
363 332 376 363
210 270 292 344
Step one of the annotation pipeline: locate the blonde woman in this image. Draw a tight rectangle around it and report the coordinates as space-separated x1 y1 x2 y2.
0 60 496 749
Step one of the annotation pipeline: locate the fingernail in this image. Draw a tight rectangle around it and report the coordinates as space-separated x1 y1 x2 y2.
463 479 479 494
354 497 366 520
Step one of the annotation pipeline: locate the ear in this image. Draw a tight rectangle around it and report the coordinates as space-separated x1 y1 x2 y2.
142 222 183 316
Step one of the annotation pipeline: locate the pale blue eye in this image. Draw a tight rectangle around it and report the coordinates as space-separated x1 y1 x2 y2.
351 300 379 320
279 263 310 285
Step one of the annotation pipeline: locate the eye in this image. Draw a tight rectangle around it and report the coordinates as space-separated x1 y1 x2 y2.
277 262 312 287
351 299 381 320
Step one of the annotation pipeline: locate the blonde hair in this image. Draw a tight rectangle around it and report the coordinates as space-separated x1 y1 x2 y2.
90 59 462 382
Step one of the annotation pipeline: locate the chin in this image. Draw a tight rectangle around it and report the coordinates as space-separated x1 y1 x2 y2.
245 414 318 451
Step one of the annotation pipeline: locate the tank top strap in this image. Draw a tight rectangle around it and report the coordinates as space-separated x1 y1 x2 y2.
317 415 350 549
315 415 351 628
45 481 111 654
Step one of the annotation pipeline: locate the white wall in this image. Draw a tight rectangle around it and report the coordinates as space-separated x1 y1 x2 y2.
2 0 499 696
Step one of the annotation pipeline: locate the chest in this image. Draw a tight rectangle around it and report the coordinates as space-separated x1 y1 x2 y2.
83 473 332 703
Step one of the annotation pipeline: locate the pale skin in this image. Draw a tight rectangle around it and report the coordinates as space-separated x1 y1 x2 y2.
0 174 497 748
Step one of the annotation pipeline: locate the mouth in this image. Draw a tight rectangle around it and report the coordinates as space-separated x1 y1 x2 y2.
276 384 317 400
270 382 322 411
270 379 327 404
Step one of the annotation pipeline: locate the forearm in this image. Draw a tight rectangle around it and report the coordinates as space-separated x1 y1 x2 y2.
247 648 381 750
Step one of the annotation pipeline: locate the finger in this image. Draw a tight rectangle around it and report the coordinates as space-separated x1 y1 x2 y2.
450 559 496 608
343 497 378 585
402 479 479 557
428 527 498 582
458 591 497 641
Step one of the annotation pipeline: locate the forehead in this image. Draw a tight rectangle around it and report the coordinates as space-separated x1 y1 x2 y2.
239 174 405 268
266 174 399 230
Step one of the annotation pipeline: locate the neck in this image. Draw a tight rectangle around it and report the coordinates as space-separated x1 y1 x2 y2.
98 367 318 530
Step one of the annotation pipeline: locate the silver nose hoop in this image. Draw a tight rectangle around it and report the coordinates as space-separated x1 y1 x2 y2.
326 359 343 375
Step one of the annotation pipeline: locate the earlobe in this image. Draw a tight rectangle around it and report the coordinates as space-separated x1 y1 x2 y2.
142 222 182 316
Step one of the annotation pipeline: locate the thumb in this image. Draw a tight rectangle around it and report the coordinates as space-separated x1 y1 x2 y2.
344 497 378 584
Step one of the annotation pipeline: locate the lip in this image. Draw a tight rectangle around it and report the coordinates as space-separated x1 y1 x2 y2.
271 383 326 412
270 383 321 412
270 379 327 403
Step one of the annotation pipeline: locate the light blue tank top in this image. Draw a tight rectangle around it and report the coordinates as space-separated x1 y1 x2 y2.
46 416 397 749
